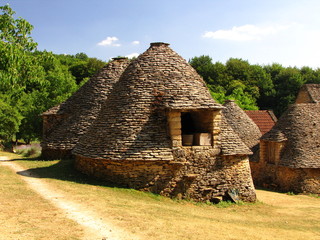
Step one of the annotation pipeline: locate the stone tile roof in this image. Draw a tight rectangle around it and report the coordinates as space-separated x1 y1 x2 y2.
245 110 277 135
295 84 320 103
261 103 320 168
41 58 130 150
220 113 253 156
222 100 261 149
73 43 229 160
42 104 62 116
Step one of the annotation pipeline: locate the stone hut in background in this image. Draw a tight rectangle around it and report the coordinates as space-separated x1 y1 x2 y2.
41 58 129 159
222 100 262 168
73 42 256 202
250 84 320 194
222 100 261 151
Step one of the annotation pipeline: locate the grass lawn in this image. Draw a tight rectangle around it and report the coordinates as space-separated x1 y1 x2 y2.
0 153 84 240
1 151 319 240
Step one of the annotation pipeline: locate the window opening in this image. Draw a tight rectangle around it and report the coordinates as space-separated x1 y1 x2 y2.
180 111 212 146
181 112 195 134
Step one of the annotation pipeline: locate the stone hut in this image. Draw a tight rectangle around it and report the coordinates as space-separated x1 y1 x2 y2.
251 85 320 194
41 58 129 159
73 42 256 202
222 100 261 150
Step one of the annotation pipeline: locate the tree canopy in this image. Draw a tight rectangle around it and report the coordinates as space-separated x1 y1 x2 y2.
189 55 320 115
0 5 106 144
2 3 320 145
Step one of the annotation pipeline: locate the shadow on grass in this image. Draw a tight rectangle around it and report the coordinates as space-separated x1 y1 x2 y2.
14 158 119 188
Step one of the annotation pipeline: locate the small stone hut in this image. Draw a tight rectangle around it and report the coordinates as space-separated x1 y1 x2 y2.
222 100 262 167
41 58 129 159
73 42 256 202
222 100 261 151
251 84 320 194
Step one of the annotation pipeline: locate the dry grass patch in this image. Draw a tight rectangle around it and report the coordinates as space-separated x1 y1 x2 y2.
3 153 320 240
0 159 85 239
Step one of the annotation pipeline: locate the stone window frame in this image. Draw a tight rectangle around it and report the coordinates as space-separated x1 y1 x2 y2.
167 109 221 148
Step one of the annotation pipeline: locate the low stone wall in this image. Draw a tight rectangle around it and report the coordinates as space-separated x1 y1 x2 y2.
75 147 256 202
74 155 183 192
299 169 320 194
41 148 73 160
165 147 256 202
250 161 320 194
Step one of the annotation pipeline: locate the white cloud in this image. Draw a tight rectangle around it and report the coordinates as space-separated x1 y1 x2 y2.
97 36 121 46
132 41 140 45
126 53 139 59
203 24 290 41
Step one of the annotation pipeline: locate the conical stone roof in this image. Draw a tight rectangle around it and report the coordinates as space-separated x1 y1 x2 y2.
73 42 223 160
222 100 261 149
262 103 320 168
41 57 130 150
219 113 253 156
295 84 320 103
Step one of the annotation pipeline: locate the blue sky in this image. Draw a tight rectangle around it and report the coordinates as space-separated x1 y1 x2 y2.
4 0 320 68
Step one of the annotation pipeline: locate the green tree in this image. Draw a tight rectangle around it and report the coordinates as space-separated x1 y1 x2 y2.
273 67 304 115
0 4 42 142
189 55 215 84
190 56 260 109
15 50 78 143
75 52 88 60
0 4 78 143
0 4 37 51
69 57 105 84
0 96 21 143
300 66 320 84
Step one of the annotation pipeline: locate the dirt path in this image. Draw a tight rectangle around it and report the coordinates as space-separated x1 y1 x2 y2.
0 156 139 240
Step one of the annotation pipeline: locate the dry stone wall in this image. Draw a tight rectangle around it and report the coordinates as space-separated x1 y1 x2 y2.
75 146 256 202
251 140 320 194
165 147 256 202
251 160 320 194
75 156 183 191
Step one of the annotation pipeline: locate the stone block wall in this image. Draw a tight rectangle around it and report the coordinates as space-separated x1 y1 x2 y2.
250 140 320 194
298 169 320 194
251 162 320 194
75 147 256 202
75 156 183 192
167 109 221 151
165 147 256 202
